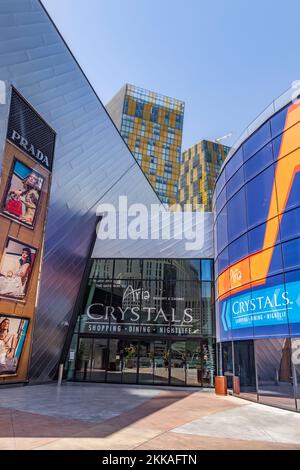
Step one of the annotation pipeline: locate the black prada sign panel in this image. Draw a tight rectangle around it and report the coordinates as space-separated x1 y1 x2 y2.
7 88 56 171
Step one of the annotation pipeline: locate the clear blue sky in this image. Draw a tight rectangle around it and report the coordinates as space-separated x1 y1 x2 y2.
42 0 300 150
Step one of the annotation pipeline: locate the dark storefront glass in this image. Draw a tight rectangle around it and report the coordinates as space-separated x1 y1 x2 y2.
234 340 257 399
221 342 233 390
255 338 295 410
291 338 300 410
69 258 215 387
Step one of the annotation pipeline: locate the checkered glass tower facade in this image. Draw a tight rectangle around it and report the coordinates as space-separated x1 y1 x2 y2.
107 84 185 206
179 140 230 211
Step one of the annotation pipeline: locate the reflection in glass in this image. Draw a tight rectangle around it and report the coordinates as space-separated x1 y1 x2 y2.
90 338 108 382
170 341 186 385
139 341 154 384
222 342 233 389
234 340 257 400
291 338 300 410
75 338 93 381
202 338 215 386
186 341 202 386
106 339 122 383
201 259 213 281
122 340 138 384
256 338 296 410
153 341 169 384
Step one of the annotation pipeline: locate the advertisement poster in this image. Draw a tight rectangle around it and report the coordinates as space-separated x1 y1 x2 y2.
0 315 29 375
0 238 37 300
1 159 44 227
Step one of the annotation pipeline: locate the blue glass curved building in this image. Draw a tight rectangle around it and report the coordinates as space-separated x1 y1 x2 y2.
213 94 300 410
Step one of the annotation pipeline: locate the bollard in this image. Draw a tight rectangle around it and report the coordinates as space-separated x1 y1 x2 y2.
215 376 227 395
57 363 64 386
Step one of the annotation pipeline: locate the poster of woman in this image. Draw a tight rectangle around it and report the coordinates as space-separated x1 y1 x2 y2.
0 315 29 375
2 159 44 227
0 239 37 300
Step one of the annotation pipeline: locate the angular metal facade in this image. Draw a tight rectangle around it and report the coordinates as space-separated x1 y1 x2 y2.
0 0 162 382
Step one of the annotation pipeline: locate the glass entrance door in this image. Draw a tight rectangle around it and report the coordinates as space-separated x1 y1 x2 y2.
153 340 169 384
74 336 205 387
122 340 138 384
186 341 202 386
139 341 154 384
75 337 93 381
107 339 122 383
90 338 108 382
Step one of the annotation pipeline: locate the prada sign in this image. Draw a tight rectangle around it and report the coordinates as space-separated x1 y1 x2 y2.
7 88 55 171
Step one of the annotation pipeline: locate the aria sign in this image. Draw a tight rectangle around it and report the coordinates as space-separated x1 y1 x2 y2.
83 285 198 337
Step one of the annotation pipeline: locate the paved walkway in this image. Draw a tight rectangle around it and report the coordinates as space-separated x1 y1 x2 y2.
0 382 300 450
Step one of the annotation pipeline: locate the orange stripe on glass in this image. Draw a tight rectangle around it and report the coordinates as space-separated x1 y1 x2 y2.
217 102 300 300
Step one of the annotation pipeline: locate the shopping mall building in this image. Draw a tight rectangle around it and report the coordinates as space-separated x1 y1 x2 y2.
1 0 300 412
214 94 300 411
0 0 214 389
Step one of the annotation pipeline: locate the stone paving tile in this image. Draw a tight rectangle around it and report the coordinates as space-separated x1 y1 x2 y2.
0 384 298 450
135 432 300 450
171 401 300 445
0 407 94 438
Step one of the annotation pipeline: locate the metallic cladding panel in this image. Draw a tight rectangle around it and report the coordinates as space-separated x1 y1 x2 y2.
0 0 162 382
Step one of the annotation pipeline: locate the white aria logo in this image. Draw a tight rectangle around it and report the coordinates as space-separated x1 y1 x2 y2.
122 285 150 302
230 268 242 283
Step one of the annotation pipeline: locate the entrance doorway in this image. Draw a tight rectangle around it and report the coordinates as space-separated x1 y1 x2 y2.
73 337 214 387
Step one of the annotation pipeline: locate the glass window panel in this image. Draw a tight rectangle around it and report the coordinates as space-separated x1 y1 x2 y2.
201 282 214 336
216 186 227 215
282 237 300 271
217 247 229 274
244 143 273 182
225 147 243 180
75 338 93 381
227 187 247 242
113 259 142 280
170 341 186 385
234 340 257 398
291 338 300 409
186 340 202 386
138 341 154 384
246 165 276 229
272 133 283 161
201 338 215 387
201 259 213 281
217 206 228 253
121 340 138 384
89 259 114 280
228 234 248 265
280 207 300 242
90 338 109 382
221 341 233 389
271 105 289 138
248 217 279 253
255 338 296 410
226 166 244 200
284 171 300 213
284 269 300 337
243 121 271 161
215 170 226 197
